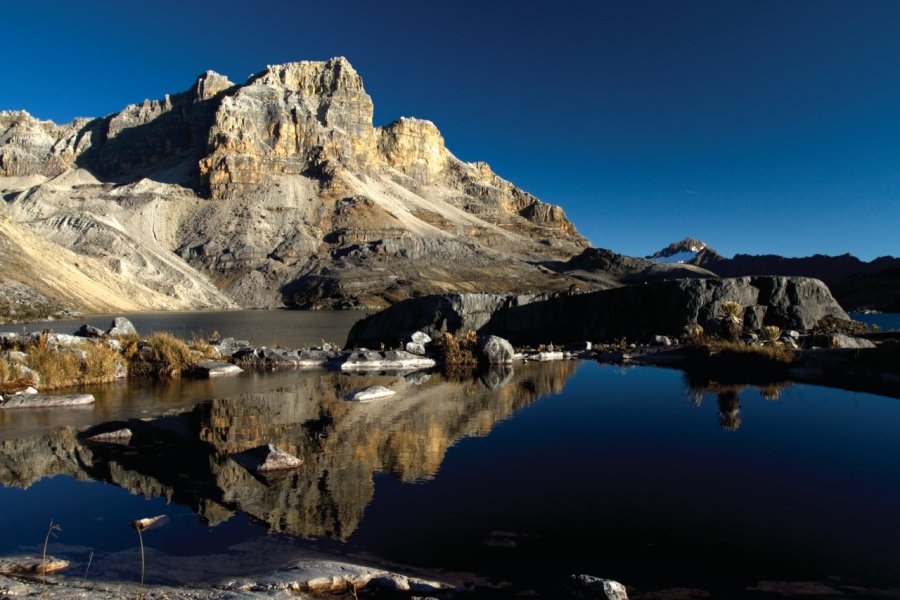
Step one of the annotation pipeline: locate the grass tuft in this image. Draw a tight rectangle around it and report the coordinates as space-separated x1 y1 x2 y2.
138 333 197 378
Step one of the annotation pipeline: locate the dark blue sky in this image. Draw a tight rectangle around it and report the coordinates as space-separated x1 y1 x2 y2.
3 0 898 259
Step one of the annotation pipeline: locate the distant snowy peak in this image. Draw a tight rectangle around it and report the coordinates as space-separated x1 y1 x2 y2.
648 238 722 265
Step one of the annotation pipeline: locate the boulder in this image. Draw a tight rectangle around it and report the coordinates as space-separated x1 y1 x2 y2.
106 317 137 337
346 277 848 347
346 292 546 349
652 335 672 346
478 335 514 365
566 574 629 600
43 333 84 347
215 337 251 357
230 444 303 473
408 331 432 345
826 333 877 349
405 341 427 355
74 324 104 338
344 385 396 402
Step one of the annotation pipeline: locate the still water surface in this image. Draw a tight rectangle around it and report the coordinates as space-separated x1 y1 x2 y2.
1 361 899 596
20 309 362 348
2 311 899 597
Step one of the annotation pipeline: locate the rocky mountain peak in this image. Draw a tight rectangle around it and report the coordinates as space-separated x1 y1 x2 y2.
649 237 723 265
192 70 234 102
1 57 595 310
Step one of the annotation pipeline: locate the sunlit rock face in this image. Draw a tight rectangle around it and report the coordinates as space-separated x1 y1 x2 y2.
1 58 592 312
0 362 578 540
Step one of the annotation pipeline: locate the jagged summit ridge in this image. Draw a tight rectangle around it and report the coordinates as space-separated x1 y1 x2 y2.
0 57 596 311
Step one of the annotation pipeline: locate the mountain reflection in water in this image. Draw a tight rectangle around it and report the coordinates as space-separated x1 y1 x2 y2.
0 362 578 542
3 362 900 597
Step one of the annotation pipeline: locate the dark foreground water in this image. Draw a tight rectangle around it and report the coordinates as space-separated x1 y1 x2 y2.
1 359 899 598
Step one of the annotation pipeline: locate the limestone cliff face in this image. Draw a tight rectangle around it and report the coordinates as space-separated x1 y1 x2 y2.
200 58 376 199
1 57 603 311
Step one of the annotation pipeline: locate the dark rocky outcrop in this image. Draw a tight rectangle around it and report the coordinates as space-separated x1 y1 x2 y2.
346 276 849 348
648 240 900 311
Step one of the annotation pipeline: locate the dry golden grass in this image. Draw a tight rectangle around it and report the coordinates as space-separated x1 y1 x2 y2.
189 336 219 359
26 340 81 389
117 333 140 359
139 333 196 377
703 338 797 364
82 342 121 384
0 356 11 384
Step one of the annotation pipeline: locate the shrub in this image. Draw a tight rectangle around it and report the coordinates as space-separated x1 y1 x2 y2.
683 323 705 346
718 301 744 341
434 331 478 368
760 325 782 342
719 300 744 321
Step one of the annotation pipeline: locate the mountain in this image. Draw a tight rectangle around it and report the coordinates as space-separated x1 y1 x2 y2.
552 247 715 287
647 237 724 265
648 238 900 311
1 58 597 312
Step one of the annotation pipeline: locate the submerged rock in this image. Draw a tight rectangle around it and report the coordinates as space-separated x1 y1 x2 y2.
196 360 243 377
335 349 435 371
86 428 133 443
0 393 94 409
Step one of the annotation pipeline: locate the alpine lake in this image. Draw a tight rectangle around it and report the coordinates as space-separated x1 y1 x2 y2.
1 310 899 598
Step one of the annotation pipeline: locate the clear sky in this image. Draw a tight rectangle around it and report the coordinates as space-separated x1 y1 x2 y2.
3 0 898 260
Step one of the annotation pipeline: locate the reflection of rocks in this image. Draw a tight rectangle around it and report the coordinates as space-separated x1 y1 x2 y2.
480 366 514 390
717 391 742 431
0 362 578 542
